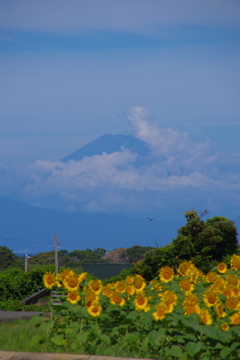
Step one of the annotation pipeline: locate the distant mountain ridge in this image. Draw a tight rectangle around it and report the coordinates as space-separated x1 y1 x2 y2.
61 134 151 162
0 195 185 254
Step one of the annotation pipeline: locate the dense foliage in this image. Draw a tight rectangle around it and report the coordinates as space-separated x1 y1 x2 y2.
0 265 56 301
0 246 24 270
120 245 154 263
28 248 109 271
131 209 239 280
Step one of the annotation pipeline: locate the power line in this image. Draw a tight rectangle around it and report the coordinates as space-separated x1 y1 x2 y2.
0 236 160 246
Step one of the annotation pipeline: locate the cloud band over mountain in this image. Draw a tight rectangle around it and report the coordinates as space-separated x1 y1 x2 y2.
0 106 239 218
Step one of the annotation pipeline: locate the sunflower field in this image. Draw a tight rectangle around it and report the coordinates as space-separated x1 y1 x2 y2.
30 255 240 359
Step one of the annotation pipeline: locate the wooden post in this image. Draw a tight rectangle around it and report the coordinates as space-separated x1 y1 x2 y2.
54 235 58 275
25 254 28 272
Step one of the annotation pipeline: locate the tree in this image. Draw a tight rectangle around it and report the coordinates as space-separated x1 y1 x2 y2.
120 245 154 263
0 246 23 270
131 209 239 280
173 210 238 270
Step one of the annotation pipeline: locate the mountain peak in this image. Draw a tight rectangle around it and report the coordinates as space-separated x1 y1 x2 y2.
61 134 150 162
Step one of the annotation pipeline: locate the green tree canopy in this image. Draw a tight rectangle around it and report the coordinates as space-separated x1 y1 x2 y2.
0 246 23 271
131 209 239 280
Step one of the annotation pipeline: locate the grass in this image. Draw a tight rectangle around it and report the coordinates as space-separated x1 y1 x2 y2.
0 319 50 352
0 319 142 357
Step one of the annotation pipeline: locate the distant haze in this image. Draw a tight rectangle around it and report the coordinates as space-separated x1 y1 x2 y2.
0 1 239 252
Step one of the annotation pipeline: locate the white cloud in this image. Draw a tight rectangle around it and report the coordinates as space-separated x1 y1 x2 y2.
0 106 239 217
128 106 213 167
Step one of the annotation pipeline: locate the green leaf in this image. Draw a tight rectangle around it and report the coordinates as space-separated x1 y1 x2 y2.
29 335 43 348
200 325 220 340
70 343 77 351
99 313 112 322
41 320 53 332
124 333 139 344
29 315 42 324
80 306 90 318
165 345 184 358
71 305 82 313
175 336 186 344
186 341 202 357
126 310 138 321
231 326 240 335
231 342 240 351
119 318 132 325
155 328 166 343
220 342 240 358
101 334 111 345
220 347 233 358
51 335 64 346
76 332 88 343
147 330 157 346
65 328 74 335
69 321 79 328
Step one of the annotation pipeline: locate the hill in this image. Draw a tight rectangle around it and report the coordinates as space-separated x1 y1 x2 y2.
0 196 184 254
61 134 150 162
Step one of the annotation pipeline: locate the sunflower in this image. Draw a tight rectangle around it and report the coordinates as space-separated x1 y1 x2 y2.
199 308 212 325
230 254 240 270
187 269 201 284
85 290 99 308
115 281 125 293
217 262 227 274
152 303 168 321
87 303 102 317
159 266 174 283
214 302 227 318
63 274 81 291
43 272 56 289
102 283 115 298
160 290 178 308
143 304 151 313
226 274 239 287
177 261 193 276
212 278 226 293
54 274 63 288
179 278 194 293
183 293 199 306
134 293 149 311
183 304 201 316
110 292 126 307
126 276 134 284
149 279 157 285
152 281 162 292
59 269 74 280
163 301 175 314
226 297 240 311
88 279 102 294
125 285 135 296
133 275 146 293
221 323 229 331
203 289 219 307
223 285 237 298
206 271 219 283
79 272 87 283
229 311 240 325
67 290 81 304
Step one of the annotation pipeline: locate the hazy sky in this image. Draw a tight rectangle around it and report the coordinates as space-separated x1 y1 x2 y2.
0 1 240 220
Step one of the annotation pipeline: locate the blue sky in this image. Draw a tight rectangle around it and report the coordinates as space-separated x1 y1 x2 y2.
0 0 240 221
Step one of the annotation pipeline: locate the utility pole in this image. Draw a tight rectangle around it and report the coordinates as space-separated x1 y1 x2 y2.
25 254 31 272
54 234 59 275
